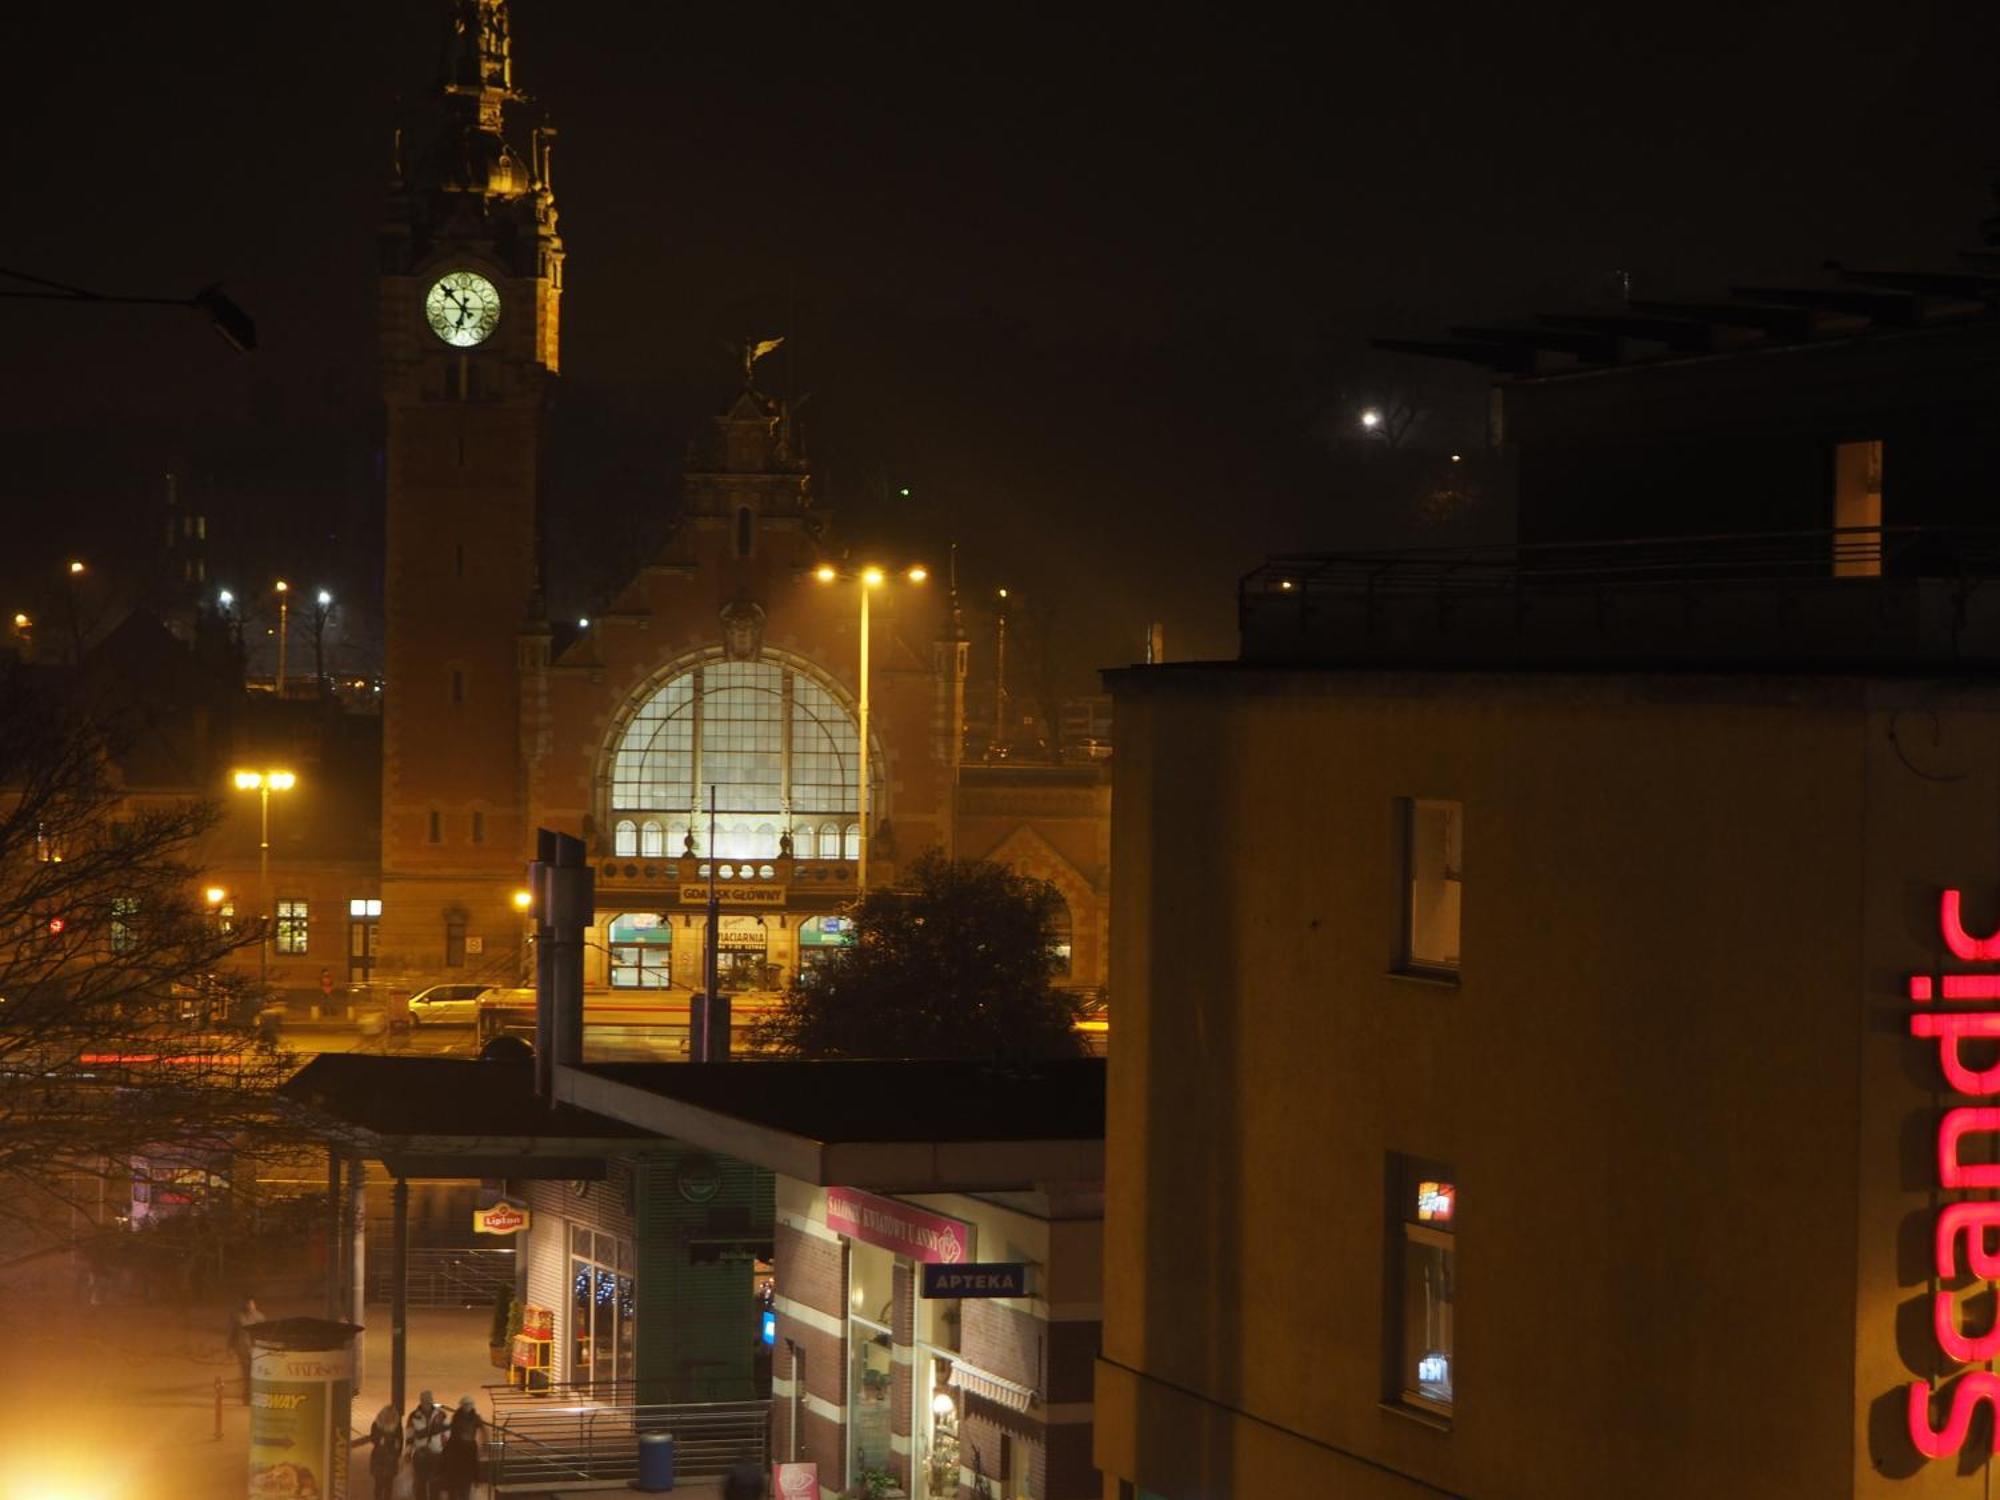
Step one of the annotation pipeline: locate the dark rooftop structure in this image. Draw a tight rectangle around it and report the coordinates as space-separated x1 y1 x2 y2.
280 1053 657 1177
557 1058 1105 1190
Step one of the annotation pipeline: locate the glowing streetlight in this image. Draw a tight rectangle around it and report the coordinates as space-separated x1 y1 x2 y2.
273 581 290 694
232 769 297 980
310 589 336 694
204 886 227 906
511 889 533 911
217 589 234 609
1360 408 1383 431
11 612 27 629
813 561 928 893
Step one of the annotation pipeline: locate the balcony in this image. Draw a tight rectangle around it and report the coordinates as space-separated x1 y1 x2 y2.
1240 528 2000 669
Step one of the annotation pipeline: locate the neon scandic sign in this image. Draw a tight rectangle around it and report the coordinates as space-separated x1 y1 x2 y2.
1907 890 2000 1458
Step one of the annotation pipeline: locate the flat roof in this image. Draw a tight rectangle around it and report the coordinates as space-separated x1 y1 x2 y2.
280 1055 659 1177
555 1059 1105 1191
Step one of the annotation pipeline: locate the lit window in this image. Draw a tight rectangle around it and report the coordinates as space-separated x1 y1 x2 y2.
844 823 861 861
215 901 235 934
607 911 672 988
276 900 310 955
793 824 816 860
1832 439 1884 578
1050 896 1073 977
110 897 139 954
1403 799 1462 975
347 898 382 918
1391 1158 1456 1416
640 820 664 858
606 655 878 858
614 819 637 857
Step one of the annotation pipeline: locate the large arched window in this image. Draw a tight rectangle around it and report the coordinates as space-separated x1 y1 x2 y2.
607 653 879 860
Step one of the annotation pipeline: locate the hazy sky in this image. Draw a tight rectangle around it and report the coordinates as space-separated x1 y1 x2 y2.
9 1 2000 684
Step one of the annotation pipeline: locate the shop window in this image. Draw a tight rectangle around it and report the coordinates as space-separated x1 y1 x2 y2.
608 911 672 988
444 915 467 968
471 810 486 845
848 1239 896 1485
1402 798 1462 976
1388 1156 1456 1417
614 819 637 857
640 820 664 858
276 900 309 955
1832 439 1883 578
569 1225 634 1388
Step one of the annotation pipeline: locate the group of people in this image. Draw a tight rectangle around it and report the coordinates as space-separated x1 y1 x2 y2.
366 1390 487 1500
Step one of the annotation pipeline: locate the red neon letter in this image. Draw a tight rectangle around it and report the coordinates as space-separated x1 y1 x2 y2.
1912 975 1936 1002
1911 1012 2000 1095
1910 1373 2000 1458
1939 1202 2000 1280
1936 1290 2000 1362
1940 1108 2000 1189
1942 891 2000 961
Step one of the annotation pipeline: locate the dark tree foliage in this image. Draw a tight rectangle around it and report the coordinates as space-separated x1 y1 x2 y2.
0 670 294 1255
749 851 1087 1060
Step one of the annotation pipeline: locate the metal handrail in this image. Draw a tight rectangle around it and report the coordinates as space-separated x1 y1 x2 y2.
487 1392 769 1486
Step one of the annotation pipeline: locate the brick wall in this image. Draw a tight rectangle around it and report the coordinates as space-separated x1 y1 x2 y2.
963 1298 1042 1391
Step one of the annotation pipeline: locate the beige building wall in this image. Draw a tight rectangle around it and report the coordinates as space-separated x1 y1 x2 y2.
1100 665 2000 1500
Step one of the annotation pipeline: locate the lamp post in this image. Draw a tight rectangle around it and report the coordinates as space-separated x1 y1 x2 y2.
64 560 86 663
233 769 296 981
814 562 926 896
273 581 290 695
312 589 334 696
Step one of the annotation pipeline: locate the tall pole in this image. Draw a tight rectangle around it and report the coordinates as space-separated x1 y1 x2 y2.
348 1157 367 1394
391 1176 409 1418
857 583 871 897
993 591 1008 757
258 783 271 983
700 787 720 1060
275 583 289 696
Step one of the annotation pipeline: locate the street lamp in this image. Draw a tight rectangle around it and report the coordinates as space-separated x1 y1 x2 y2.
232 769 296 981
311 589 334 695
814 562 928 895
64 560 86 663
273 581 290 695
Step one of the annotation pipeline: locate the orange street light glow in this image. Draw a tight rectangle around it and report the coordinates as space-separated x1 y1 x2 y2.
67 560 85 575
204 886 227 905
11 613 26 628
906 565 929 583
862 566 885 587
814 565 837 583
274 579 289 593
512 889 533 911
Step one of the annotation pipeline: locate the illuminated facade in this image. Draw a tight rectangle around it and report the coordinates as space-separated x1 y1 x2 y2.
364 3 1108 1005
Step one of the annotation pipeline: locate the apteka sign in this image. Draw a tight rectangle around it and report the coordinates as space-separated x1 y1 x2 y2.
920 1262 1027 1299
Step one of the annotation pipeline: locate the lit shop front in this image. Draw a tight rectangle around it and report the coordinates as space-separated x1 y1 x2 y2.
772 1179 1101 1500
591 893 856 995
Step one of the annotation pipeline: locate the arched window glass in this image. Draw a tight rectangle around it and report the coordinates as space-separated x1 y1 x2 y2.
607 912 672 989
843 823 861 861
793 824 816 860
607 655 878 849
614 819 637 857
1050 896 1074 977
669 822 690 857
640 820 664 857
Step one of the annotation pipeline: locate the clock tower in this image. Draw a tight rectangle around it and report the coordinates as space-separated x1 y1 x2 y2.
377 0 561 983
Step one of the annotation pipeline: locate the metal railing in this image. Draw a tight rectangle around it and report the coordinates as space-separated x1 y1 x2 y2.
365 1247 515 1308
486 1387 768 1488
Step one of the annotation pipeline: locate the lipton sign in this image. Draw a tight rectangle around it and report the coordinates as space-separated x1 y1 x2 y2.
473 1203 531 1236
1908 890 2000 1458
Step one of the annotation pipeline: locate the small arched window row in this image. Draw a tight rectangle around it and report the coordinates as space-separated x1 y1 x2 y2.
612 817 859 861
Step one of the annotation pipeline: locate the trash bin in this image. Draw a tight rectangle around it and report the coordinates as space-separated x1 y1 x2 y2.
636 1431 676 1492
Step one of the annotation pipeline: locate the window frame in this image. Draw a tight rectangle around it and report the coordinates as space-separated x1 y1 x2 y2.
276 899 310 956
1386 1156 1457 1421
1399 797 1463 980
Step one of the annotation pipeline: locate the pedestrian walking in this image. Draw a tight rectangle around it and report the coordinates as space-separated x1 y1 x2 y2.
406 1389 449 1500
439 1395 486 1500
227 1296 265 1404
366 1404 404 1500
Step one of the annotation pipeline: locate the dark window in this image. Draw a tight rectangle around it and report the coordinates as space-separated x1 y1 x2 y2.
471 810 486 844
445 916 467 968
736 507 753 558
450 668 465 704
428 811 442 845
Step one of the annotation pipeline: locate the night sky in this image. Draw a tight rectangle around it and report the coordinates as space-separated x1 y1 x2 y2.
9 1 2000 691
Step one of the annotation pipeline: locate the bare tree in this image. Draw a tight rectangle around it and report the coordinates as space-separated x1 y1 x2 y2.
0 668 295 1262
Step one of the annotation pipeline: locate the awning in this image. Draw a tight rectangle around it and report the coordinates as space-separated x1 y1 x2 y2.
947 1360 1036 1413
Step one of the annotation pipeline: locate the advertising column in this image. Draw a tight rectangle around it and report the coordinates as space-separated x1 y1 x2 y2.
248 1317 361 1500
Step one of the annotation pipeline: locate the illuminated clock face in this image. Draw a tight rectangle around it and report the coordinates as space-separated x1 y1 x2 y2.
425 270 502 347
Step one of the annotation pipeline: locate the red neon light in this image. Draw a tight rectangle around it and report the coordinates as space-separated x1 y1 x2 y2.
1942 891 2000 961
1938 1202 2000 1279
1910 1373 2000 1458
1911 975 1936 1002
1936 1290 2000 1362
1944 976 2000 1001
1940 1108 2000 1189
1910 1012 2000 1095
